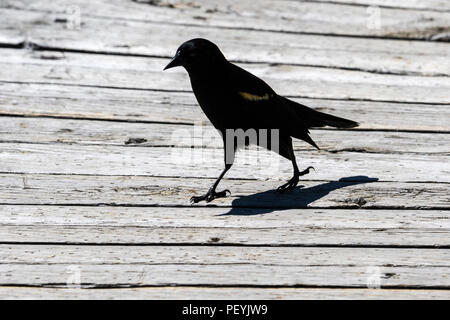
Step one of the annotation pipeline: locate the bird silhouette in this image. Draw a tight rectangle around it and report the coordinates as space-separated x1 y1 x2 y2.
164 38 358 203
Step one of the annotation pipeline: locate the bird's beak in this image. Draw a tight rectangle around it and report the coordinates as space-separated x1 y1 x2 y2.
164 53 182 70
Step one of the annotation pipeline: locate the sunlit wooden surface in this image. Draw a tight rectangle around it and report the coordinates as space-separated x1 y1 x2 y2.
0 0 449 299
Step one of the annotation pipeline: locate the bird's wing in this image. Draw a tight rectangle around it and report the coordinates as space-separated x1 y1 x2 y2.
227 63 276 101
227 63 319 148
227 63 358 149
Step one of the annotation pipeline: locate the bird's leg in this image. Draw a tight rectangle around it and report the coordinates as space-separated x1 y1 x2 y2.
277 148 314 193
190 164 232 203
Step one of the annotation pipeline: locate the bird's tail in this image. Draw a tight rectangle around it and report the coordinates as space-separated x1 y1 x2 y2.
310 110 359 128
281 96 359 129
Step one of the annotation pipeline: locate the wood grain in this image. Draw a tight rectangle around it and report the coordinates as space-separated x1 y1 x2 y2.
1 8 450 78
1 83 449 132
3 0 450 40
1 0 449 298
3 205 450 230
1 174 448 209
308 0 450 11
1 49 449 103
0 245 449 288
1 142 448 182
2 224 449 246
1 263 449 288
1 206 449 246
0 286 448 299
2 116 448 153
4 245 449 265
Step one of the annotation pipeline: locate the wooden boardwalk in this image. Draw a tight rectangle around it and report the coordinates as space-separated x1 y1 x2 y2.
0 0 449 299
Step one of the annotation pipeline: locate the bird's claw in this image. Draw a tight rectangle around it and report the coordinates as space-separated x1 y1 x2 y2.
276 176 299 193
276 166 314 193
190 189 231 203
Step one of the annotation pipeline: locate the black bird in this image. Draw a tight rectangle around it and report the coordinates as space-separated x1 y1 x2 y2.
164 38 358 203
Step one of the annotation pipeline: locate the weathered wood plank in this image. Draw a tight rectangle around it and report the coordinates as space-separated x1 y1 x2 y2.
1 83 449 132
1 10 450 77
0 286 448 300
1 206 449 246
1 246 449 288
3 224 448 246
2 49 449 104
2 246 448 293
9 14 449 77
309 0 450 12
1 142 448 182
1 174 448 209
1 264 449 288
3 0 450 40
2 116 448 153
2 206 449 230
0 0 447 297
4 245 449 266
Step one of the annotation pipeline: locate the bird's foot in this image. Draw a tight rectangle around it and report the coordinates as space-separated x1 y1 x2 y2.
190 188 231 203
276 166 314 193
276 175 299 193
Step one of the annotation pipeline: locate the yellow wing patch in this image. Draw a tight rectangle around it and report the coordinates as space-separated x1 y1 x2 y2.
238 91 271 101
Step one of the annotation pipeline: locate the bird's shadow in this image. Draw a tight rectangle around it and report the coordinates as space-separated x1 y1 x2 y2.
221 175 379 216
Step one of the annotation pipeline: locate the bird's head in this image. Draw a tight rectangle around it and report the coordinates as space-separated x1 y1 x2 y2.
164 38 226 72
